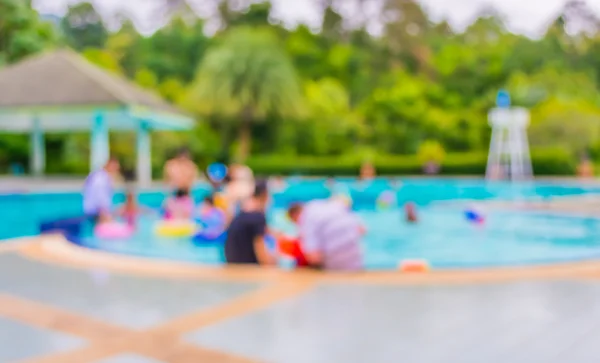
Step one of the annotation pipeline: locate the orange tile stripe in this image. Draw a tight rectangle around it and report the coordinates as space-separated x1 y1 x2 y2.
0 294 128 341
18 331 261 363
137 341 260 363
0 278 312 362
152 278 316 335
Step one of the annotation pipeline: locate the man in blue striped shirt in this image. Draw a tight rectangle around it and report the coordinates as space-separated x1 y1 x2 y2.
287 197 364 271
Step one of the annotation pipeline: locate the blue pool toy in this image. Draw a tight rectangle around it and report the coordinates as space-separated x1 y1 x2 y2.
464 208 485 224
193 231 227 244
207 163 228 183
193 208 226 244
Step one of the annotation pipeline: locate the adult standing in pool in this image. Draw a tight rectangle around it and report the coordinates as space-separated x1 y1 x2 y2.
225 164 255 201
164 147 199 197
360 161 375 180
221 163 255 219
83 156 121 224
577 153 594 179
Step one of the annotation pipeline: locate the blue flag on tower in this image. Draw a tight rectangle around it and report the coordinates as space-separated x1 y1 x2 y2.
496 90 510 108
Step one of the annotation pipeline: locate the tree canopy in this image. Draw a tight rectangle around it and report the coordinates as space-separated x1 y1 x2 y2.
2 0 600 174
185 26 303 161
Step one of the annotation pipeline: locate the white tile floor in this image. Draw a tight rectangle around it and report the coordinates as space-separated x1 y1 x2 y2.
3 250 600 363
0 317 84 362
186 282 600 363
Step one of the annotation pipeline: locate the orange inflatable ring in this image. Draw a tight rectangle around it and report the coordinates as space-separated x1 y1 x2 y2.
399 259 430 273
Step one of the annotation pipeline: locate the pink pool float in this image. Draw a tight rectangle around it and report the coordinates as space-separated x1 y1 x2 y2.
94 222 134 239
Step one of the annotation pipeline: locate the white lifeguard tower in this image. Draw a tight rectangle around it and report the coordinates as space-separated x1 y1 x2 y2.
485 90 532 181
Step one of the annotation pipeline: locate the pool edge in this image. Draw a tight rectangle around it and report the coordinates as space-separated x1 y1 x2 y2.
13 235 600 286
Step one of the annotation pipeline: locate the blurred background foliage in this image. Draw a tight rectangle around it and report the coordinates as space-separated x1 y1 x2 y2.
1 0 599 175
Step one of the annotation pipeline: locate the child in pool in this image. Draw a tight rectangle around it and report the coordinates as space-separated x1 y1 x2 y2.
197 195 223 219
405 202 418 223
116 190 142 227
195 195 227 237
163 189 194 220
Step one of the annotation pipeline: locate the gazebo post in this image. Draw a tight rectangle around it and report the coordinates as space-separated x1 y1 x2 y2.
90 113 109 171
30 116 45 176
136 121 151 186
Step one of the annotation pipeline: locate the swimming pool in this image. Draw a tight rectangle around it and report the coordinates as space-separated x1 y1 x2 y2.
3 178 600 269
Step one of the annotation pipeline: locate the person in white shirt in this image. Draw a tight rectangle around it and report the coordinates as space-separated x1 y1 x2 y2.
287 197 365 271
83 157 120 224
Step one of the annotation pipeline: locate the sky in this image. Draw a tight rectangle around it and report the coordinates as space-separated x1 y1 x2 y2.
32 0 600 37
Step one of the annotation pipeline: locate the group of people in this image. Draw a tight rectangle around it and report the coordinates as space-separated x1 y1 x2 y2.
82 148 367 271
82 148 246 227
225 182 365 271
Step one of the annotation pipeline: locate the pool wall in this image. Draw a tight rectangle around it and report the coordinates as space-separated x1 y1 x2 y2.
1 178 598 240
0 190 186 240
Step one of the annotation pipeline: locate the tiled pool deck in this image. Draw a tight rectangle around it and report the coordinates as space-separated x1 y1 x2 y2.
3 236 600 363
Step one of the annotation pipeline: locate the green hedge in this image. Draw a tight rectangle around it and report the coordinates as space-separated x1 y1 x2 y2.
247 148 576 176
23 148 576 177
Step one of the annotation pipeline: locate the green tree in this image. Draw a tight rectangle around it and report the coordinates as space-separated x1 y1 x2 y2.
507 66 600 107
141 17 209 82
158 78 185 103
381 0 433 72
299 78 363 155
185 27 303 161
60 2 108 51
218 1 273 29
134 68 159 89
359 69 438 153
431 14 514 105
506 66 600 156
81 48 122 73
417 140 445 165
285 25 329 80
105 19 143 78
0 0 57 64
530 97 600 155
321 4 346 42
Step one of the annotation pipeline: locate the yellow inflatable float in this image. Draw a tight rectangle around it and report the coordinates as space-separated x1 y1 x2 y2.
154 220 198 238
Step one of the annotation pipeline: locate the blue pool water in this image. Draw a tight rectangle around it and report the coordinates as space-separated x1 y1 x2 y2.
3 178 600 269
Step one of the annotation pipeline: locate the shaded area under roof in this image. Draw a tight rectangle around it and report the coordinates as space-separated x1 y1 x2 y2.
0 49 193 131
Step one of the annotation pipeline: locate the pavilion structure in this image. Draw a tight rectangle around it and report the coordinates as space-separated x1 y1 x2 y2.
0 49 193 186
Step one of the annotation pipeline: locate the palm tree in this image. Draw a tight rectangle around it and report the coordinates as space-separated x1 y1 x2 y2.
185 26 303 161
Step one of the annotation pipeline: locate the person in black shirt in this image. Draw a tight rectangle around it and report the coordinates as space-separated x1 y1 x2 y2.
224 180 275 265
